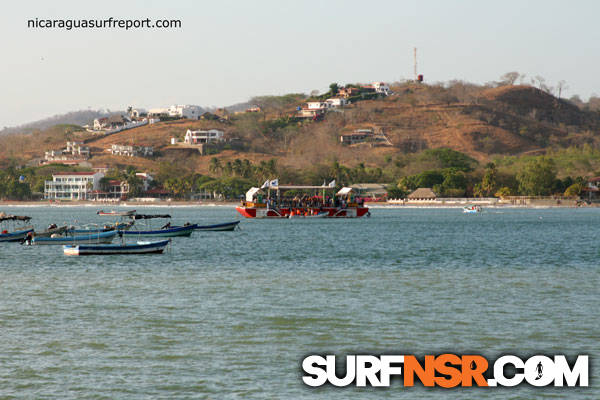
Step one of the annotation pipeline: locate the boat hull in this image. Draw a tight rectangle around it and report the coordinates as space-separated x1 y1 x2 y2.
97 210 136 216
121 225 194 237
0 227 34 242
235 206 369 218
193 221 240 231
33 230 117 245
64 240 170 256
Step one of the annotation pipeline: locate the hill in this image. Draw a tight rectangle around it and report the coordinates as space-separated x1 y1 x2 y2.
0 109 126 136
2 81 600 199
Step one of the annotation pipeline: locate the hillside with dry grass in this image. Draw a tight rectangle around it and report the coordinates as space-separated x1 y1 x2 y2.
1 82 600 178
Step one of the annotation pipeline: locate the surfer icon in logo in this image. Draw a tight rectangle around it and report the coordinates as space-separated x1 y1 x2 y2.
535 361 543 380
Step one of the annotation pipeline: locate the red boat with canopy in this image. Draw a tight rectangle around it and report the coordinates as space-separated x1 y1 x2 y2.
235 182 370 218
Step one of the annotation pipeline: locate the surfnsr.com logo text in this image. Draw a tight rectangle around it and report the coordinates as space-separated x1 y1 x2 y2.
302 354 589 388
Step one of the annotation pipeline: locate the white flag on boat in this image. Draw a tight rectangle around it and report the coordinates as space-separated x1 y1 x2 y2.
269 179 279 187
328 180 336 187
260 180 270 189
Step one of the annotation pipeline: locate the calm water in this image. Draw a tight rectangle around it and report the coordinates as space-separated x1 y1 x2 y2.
0 205 598 399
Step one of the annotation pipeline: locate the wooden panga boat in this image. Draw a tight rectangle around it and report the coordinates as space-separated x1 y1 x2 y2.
97 209 136 216
121 225 194 237
193 221 240 231
34 225 69 238
67 221 133 234
63 239 170 256
0 214 34 242
121 214 194 237
32 230 117 245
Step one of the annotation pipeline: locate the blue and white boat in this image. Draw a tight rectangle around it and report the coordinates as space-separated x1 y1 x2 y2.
121 214 194 237
67 221 133 234
0 227 34 242
32 230 117 245
121 225 194 238
63 240 170 256
463 205 482 213
0 214 34 242
193 221 240 231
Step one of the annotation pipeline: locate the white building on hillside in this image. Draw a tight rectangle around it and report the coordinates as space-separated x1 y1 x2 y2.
307 101 329 110
136 173 154 191
148 108 170 118
372 82 390 95
44 171 104 201
325 97 348 107
109 144 154 157
184 129 225 144
168 105 203 119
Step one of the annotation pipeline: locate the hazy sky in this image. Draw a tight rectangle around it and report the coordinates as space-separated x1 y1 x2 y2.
2 0 599 127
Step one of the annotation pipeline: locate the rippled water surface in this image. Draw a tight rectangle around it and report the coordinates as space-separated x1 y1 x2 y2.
0 205 598 398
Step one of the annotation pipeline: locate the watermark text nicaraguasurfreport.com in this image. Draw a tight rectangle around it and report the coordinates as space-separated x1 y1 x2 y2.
27 17 181 30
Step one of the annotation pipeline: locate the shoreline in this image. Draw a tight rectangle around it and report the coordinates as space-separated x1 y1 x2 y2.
0 200 593 209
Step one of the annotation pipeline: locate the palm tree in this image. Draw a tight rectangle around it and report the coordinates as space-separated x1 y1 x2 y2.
209 157 222 175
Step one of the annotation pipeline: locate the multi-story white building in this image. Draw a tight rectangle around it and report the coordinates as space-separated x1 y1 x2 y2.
44 141 90 162
44 171 104 201
109 144 154 157
66 141 90 157
148 105 203 119
168 105 203 119
184 129 225 144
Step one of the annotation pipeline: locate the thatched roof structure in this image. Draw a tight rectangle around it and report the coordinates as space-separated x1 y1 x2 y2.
407 188 437 200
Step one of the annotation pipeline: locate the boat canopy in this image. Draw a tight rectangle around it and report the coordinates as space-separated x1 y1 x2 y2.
0 213 31 222
336 187 354 196
246 187 263 202
273 185 333 190
131 214 172 219
97 210 136 216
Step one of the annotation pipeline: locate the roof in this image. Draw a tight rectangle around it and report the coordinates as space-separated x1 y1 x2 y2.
0 213 31 222
336 187 354 196
53 171 97 176
588 177 600 182
352 183 387 193
407 188 437 199
245 187 263 201
107 115 128 124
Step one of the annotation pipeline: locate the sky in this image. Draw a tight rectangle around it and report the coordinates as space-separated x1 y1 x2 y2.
1 0 599 128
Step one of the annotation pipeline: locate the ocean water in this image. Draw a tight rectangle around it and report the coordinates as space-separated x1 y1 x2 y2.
0 205 598 399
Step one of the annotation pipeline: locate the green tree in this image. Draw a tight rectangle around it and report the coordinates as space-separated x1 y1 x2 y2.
329 83 339 96
495 187 512 198
209 157 222 175
386 184 406 199
516 157 557 195
564 183 583 197
480 163 497 196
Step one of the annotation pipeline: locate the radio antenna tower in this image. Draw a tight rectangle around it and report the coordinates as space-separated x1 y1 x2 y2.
414 47 417 81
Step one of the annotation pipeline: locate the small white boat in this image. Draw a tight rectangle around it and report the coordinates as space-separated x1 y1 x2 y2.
463 205 482 213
